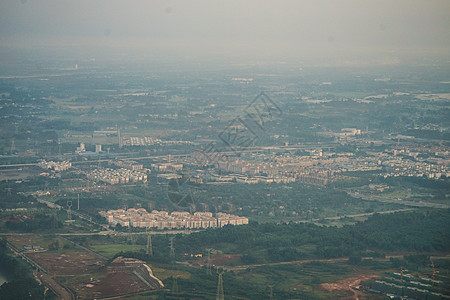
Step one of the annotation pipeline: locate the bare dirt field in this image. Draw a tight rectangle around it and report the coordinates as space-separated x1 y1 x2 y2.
72 271 148 299
7 235 163 299
320 274 381 300
28 251 104 275
0 167 40 181
71 257 163 299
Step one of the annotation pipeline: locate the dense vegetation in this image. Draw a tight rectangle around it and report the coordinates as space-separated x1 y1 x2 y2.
152 209 450 263
4 213 62 232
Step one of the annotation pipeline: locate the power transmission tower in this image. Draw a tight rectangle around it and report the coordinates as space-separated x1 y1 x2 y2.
5 188 12 197
117 127 122 147
58 141 62 160
66 201 72 221
10 138 15 154
431 257 436 286
128 227 135 251
206 248 212 275
171 276 179 297
216 267 224 300
52 210 58 229
268 285 274 300
169 236 175 259
146 234 153 256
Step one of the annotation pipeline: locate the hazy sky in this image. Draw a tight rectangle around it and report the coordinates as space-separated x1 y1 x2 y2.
1 0 449 64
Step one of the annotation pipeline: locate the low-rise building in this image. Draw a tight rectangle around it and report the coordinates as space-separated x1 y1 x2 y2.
99 209 248 229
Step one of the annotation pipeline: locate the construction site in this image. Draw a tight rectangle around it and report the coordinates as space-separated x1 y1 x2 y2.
4 234 165 299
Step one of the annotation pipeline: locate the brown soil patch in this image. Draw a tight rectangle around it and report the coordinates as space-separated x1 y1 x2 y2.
28 251 104 275
73 271 148 299
320 274 380 300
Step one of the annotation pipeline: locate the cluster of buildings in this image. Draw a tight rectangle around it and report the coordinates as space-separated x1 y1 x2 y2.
114 160 144 170
22 244 45 253
380 155 448 178
151 162 183 172
76 143 105 155
38 160 72 172
187 142 448 185
120 136 192 147
99 208 248 229
318 127 362 141
189 152 347 186
87 168 148 185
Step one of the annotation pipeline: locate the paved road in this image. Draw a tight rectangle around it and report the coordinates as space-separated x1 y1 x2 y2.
184 253 411 272
0 229 198 237
0 144 336 169
295 208 416 224
37 273 76 300
347 191 450 209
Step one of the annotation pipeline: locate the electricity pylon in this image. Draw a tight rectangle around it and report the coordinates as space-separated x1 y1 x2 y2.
171 276 179 297
146 234 153 256
66 201 72 221
216 267 224 300
206 248 212 275
169 236 175 259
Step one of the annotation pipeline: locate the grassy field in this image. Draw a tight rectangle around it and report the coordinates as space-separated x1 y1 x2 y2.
89 243 146 258
6 234 67 250
150 265 191 281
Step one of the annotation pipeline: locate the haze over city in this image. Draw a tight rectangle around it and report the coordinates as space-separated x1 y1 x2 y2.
1 0 449 65
0 1 449 299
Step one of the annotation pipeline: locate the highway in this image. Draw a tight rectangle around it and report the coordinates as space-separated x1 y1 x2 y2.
0 143 335 169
